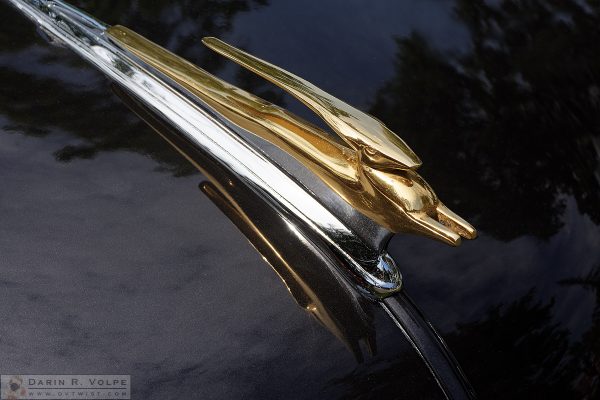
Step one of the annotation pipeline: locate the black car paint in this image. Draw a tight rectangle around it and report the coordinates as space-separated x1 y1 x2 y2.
1 0 599 398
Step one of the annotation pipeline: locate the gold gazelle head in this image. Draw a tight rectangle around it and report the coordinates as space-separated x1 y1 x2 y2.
107 26 476 246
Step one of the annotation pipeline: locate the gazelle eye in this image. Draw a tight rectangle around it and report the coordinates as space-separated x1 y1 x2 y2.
364 147 377 156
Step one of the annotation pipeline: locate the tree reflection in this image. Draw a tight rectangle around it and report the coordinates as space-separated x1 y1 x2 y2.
560 265 600 399
0 0 270 177
433 266 600 399
371 0 600 240
361 1 600 395
444 291 578 399
71 0 267 71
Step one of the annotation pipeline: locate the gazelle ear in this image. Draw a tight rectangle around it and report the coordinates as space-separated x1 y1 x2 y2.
203 36 422 170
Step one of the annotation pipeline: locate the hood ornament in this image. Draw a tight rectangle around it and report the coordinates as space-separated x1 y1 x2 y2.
5 2 479 395
108 26 476 246
6 0 476 298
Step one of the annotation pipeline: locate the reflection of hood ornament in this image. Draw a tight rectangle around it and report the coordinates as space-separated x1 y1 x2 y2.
108 26 476 246
114 86 377 362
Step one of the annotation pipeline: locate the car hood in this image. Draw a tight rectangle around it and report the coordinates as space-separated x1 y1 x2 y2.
1 1 599 399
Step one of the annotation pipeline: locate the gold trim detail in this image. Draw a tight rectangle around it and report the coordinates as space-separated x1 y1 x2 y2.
107 25 476 245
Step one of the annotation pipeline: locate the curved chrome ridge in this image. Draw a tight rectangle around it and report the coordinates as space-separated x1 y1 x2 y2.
6 0 401 297
383 294 477 400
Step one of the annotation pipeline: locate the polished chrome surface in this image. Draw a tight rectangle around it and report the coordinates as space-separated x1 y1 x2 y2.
106 25 476 246
114 86 378 361
5 0 401 296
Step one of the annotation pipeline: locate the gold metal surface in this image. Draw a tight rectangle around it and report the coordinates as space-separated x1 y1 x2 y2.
107 25 476 246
